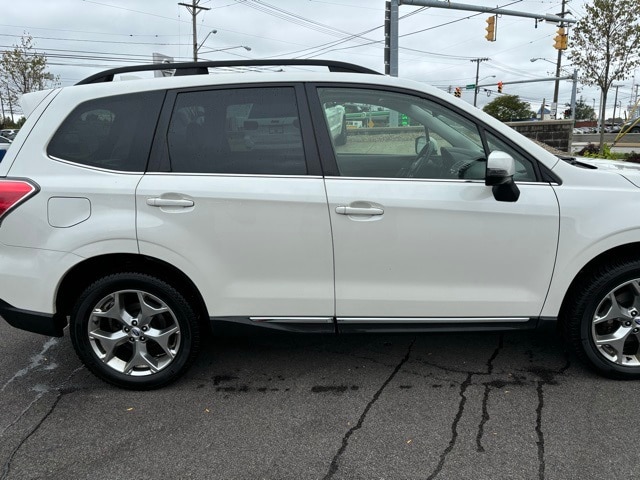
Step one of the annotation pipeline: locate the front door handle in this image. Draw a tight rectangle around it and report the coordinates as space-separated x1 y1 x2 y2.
146 198 194 207
335 206 384 216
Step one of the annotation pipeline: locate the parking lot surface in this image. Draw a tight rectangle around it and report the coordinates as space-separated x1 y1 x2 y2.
1 320 639 480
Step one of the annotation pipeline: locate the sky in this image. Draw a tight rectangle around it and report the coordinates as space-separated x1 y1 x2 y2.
1 0 637 119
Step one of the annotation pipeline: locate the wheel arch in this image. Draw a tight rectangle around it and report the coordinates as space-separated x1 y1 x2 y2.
557 242 640 328
56 253 209 329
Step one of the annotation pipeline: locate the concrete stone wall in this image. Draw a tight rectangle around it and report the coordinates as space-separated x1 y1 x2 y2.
505 120 573 152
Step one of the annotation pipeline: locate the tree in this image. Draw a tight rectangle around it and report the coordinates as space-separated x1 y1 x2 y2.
565 97 596 120
569 0 640 153
0 35 59 118
482 95 533 122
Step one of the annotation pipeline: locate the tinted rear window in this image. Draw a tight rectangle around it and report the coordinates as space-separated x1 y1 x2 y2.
47 91 164 172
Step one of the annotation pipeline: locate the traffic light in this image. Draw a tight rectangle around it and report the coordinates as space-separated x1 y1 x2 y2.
554 27 568 50
497 81 503 93
485 15 496 42
454 87 462 98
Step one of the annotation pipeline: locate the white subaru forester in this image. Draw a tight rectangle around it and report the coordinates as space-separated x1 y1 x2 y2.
2 59 640 389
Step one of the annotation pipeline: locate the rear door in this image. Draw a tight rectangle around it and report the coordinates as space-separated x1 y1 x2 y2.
136 84 334 327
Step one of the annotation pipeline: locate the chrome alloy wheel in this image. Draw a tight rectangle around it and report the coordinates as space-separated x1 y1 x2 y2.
87 290 181 376
592 279 640 366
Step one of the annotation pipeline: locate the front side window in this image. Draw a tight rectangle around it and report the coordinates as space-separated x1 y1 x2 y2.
166 87 306 175
317 87 536 182
48 91 164 172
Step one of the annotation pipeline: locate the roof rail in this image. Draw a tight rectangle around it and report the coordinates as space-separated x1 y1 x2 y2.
76 59 381 85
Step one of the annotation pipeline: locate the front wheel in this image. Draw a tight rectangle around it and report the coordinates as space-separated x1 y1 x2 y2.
566 260 640 379
70 273 200 389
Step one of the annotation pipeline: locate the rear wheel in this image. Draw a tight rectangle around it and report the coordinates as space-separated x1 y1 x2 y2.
567 259 640 379
70 272 200 389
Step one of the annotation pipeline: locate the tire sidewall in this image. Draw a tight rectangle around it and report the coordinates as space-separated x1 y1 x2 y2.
70 273 198 389
577 265 640 378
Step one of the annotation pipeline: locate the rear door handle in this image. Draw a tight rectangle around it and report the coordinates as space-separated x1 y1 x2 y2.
146 198 194 207
335 206 384 216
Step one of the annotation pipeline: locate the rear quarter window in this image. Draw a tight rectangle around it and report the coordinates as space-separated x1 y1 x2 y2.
47 91 164 172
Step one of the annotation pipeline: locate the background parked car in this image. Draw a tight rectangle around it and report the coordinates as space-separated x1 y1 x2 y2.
0 135 11 162
0 129 19 140
620 119 640 134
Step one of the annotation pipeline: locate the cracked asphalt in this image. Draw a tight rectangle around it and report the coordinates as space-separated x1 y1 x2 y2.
2 320 640 480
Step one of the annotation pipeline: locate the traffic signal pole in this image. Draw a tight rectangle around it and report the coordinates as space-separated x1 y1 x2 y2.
389 0 576 78
477 72 578 119
552 0 568 117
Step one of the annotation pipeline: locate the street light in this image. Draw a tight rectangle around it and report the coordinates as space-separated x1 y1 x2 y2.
199 45 252 54
531 57 573 119
479 75 496 82
531 57 572 75
195 29 218 60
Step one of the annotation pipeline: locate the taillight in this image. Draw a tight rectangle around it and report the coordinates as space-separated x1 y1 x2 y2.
0 179 38 222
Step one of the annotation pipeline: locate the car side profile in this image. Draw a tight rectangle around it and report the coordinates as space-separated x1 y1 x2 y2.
2 59 640 389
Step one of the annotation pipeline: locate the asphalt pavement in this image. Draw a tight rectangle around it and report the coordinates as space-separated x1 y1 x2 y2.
1 319 639 480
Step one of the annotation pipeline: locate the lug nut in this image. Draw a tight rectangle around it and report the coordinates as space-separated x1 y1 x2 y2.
631 310 638 317
625 321 632 327
141 326 148 332
131 320 138 326
129 337 136 342
633 328 639 333
124 327 130 333
140 336 146 342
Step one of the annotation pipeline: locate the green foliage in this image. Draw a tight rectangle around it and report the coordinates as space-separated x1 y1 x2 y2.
626 152 640 164
0 35 59 108
0 116 17 129
569 97 596 120
569 0 640 154
578 143 629 160
482 95 533 122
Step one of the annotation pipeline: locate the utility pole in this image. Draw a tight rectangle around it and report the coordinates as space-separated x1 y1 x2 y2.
552 0 567 118
178 0 211 62
471 58 489 107
612 84 622 125
384 0 399 76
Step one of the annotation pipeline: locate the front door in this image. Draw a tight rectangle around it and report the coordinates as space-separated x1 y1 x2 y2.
312 86 559 323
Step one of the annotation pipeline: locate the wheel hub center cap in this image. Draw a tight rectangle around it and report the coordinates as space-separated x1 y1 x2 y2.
635 319 640 325
130 327 142 337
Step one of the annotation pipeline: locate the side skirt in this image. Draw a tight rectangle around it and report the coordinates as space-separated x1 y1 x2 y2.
210 316 553 335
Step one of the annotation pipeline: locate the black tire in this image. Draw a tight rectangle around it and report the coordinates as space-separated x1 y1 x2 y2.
566 258 640 379
70 272 200 390
335 116 347 146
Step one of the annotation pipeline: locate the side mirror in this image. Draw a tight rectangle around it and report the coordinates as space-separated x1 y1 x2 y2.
485 151 520 202
415 136 427 154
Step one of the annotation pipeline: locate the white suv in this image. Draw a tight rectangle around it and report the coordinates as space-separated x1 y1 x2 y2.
2 59 640 389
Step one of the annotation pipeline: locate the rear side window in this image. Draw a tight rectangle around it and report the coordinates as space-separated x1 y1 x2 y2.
47 91 164 172
166 87 306 175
